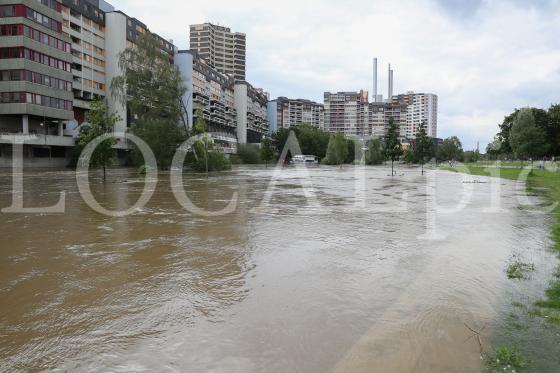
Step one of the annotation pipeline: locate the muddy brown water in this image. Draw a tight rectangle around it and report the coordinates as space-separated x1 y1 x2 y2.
0 166 556 372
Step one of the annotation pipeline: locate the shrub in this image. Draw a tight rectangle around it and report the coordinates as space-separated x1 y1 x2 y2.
236 144 262 164
190 141 232 172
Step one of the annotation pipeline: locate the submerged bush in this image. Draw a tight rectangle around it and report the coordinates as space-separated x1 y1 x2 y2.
236 144 262 164
506 259 535 280
485 346 526 372
190 141 232 172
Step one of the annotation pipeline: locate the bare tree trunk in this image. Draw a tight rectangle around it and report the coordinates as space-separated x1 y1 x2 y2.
103 165 106 182
391 159 394 177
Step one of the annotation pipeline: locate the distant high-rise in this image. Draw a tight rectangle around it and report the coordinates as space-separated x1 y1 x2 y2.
189 23 246 81
324 91 369 136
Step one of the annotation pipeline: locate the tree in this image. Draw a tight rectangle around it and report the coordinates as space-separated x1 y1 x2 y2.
190 141 232 172
261 137 274 167
77 97 119 181
486 138 503 161
111 32 186 170
345 138 356 164
437 136 463 167
237 144 261 164
463 150 481 163
547 104 560 156
366 139 384 165
272 124 331 160
510 108 548 165
414 125 435 175
325 132 348 168
194 108 206 135
193 108 209 175
384 117 403 176
403 148 417 164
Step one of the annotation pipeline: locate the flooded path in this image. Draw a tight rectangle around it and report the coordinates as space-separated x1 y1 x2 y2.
0 166 556 372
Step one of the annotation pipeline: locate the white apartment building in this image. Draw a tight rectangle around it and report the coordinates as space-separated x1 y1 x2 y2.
176 49 238 153
189 23 246 81
268 97 324 133
324 91 368 136
393 92 438 138
234 82 269 144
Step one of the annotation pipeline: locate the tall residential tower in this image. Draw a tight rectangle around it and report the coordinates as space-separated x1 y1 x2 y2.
189 23 246 81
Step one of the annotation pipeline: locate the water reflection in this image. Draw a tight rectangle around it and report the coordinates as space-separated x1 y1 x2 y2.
0 166 556 372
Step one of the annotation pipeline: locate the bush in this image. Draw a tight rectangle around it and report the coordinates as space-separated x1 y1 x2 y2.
236 144 262 164
190 141 232 172
366 139 384 165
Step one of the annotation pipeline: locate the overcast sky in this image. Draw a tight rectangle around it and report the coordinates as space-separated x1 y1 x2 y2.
115 0 560 150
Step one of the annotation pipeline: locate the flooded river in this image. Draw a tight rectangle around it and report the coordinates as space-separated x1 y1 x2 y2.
0 166 557 372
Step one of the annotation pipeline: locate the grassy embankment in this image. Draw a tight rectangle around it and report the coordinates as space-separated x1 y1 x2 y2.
440 165 560 372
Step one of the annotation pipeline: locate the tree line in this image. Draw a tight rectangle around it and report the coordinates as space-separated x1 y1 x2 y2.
487 105 560 162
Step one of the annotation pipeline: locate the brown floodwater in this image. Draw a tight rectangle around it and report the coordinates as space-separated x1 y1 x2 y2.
0 166 556 372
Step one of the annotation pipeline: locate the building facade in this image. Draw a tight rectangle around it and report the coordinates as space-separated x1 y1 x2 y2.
392 92 438 138
189 23 246 81
324 90 368 136
234 81 268 144
60 0 107 125
268 97 324 133
176 49 238 153
0 0 75 167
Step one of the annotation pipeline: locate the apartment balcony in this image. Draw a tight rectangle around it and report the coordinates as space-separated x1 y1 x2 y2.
0 133 75 147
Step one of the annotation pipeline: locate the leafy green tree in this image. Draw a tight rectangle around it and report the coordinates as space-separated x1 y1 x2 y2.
111 32 186 170
236 144 261 164
345 138 356 164
194 108 206 135
403 148 416 164
510 108 548 165
384 117 403 176
547 104 560 156
272 124 331 160
190 141 231 172
437 136 463 167
261 137 274 167
496 110 517 157
414 125 435 175
486 138 503 161
325 132 348 168
77 97 119 181
366 139 384 165
463 150 481 163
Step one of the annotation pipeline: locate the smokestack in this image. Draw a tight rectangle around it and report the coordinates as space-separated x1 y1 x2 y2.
373 58 378 103
388 64 394 103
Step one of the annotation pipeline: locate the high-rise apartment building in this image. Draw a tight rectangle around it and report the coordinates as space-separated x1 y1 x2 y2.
60 0 107 124
189 23 246 81
234 82 269 144
176 49 238 153
0 0 75 167
324 91 368 136
103 9 175 137
393 92 438 138
268 97 324 133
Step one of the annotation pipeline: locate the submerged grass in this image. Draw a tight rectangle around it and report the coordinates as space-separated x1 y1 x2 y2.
439 165 560 371
484 346 527 373
507 259 535 280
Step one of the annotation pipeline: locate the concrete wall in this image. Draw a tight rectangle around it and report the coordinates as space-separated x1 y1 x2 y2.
234 84 248 144
104 12 127 135
174 52 194 130
0 144 71 168
267 100 277 135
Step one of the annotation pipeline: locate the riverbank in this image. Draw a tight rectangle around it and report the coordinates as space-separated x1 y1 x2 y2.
440 165 560 372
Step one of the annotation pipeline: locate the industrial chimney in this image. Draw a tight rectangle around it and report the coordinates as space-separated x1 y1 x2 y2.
373 58 378 103
388 64 394 103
